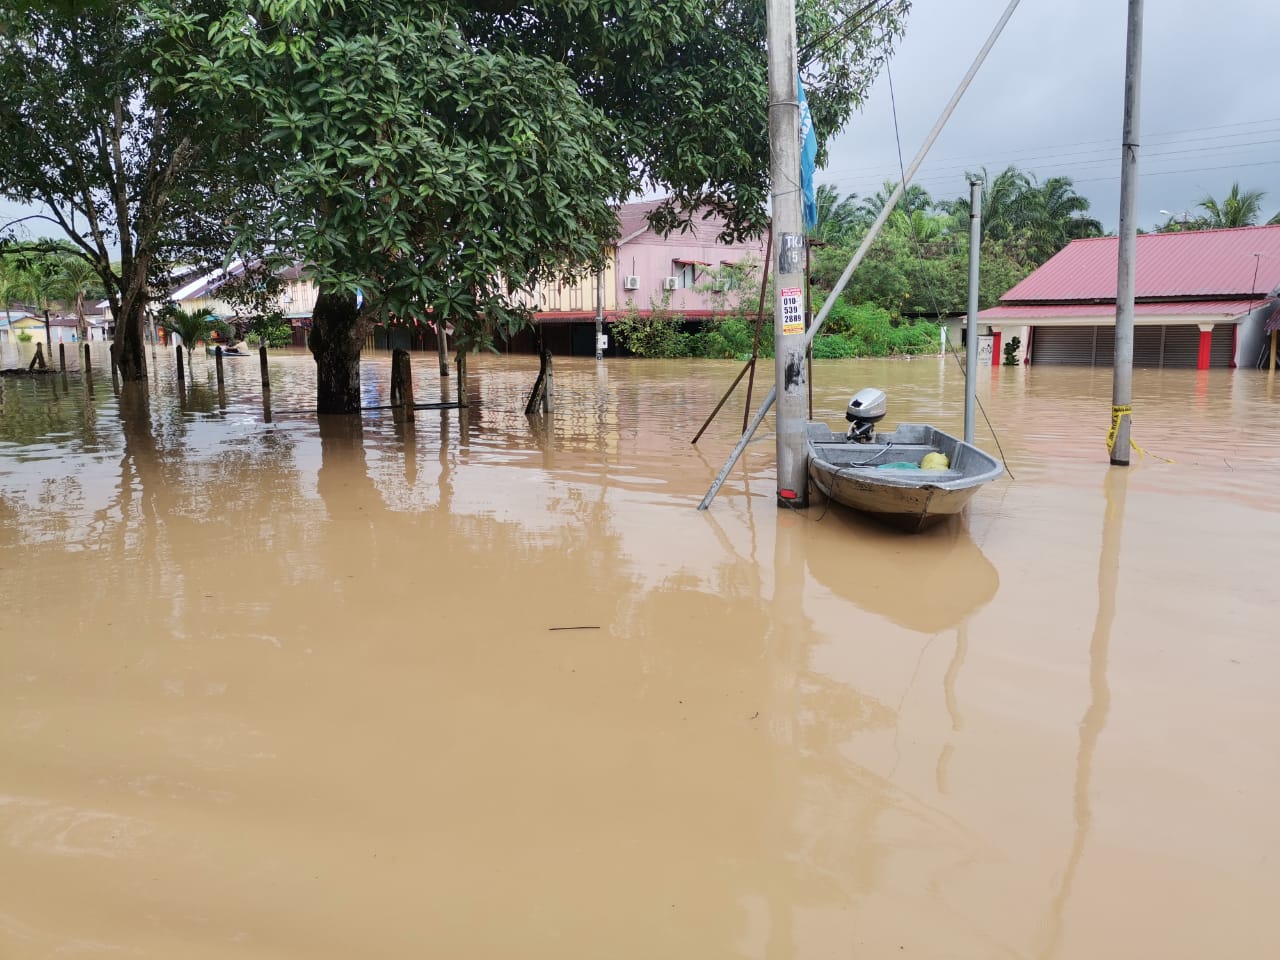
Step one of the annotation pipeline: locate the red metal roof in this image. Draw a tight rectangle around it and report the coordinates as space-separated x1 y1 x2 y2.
1000 225 1280 302
981 299 1267 322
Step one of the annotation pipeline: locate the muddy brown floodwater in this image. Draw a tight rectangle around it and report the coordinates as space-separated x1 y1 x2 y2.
1 342 1278 959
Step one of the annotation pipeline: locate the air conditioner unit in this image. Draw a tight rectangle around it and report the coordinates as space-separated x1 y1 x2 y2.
623 275 640 290
662 276 678 291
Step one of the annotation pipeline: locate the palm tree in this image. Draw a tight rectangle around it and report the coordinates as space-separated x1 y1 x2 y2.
861 181 933 220
942 166 1100 264
1268 210 1280 226
53 254 100 343
0 262 22 331
809 185 864 245
158 306 229 368
1198 182 1267 228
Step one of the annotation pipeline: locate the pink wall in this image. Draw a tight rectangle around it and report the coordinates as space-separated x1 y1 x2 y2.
614 218 768 315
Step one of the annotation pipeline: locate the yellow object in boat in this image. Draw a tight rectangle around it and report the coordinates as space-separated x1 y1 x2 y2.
921 452 950 470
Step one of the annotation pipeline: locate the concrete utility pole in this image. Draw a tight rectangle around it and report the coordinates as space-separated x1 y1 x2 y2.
1110 0 1143 466
964 179 983 444
765 0 809 506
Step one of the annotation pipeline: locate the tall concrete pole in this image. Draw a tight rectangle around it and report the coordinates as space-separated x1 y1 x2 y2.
766 0 809 506
964 179 983 444
595 265 604 361
1110 0 1143 465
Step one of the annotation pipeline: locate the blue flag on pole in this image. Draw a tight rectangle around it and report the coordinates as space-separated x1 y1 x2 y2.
797 74 818 231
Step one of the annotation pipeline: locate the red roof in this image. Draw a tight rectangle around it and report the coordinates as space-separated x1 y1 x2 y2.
982 299 1267 321
999 225 1280 303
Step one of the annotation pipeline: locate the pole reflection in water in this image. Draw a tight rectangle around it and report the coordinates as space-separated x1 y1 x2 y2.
1039 466 1126 959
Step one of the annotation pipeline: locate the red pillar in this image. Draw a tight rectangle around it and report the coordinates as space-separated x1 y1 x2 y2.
991 330 1002 367
1196 325 1213 370
1230 324 1238 369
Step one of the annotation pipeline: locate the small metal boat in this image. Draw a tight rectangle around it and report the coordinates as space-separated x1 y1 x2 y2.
206 343 250 357
807 388 1003 532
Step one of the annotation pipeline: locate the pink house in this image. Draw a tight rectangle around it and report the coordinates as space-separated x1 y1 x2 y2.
525 199 769 354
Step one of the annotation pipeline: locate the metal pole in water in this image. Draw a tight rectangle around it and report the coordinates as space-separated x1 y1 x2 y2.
964 179 983 444
765 0 809 506
595 266 605 361
1110 0 1143 466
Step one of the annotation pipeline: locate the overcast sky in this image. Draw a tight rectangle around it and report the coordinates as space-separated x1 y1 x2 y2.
824 0 1280 232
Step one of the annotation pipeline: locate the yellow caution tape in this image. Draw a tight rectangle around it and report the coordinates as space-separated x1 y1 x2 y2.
1105 404 1174 463
1105 405 1131 455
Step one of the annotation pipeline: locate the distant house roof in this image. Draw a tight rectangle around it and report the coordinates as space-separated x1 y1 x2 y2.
614 198 742 247
998 225 1280 304
169 261 246 301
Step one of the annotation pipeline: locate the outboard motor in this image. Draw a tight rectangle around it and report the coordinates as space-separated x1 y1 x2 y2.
845 387 886 442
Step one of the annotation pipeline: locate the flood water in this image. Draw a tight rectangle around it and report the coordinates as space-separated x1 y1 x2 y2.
2 341 1278 958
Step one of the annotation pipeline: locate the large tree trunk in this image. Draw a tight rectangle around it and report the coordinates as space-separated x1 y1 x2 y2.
111 297 149 382
309 289 367 415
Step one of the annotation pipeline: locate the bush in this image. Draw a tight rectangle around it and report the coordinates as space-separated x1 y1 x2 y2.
247 311 294 347
690 316 758 359
811 334 859 359
612 300 692 358
811 294 940 357
16 330 32 343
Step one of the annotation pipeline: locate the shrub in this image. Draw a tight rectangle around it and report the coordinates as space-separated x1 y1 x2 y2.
811 334 859 359
612 297 692 358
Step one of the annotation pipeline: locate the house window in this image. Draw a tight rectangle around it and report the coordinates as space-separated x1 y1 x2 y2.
674 261 697 289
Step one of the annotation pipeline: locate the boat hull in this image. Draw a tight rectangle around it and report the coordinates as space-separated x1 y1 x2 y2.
806 422 1002 532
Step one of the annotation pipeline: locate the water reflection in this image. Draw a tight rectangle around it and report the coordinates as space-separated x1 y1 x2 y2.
804 510 999 634
1039 466 1125 958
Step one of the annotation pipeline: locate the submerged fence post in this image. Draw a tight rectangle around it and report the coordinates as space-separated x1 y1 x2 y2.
59 341 67 373
455 349 467 405
214 345 226 408
175 345 185 387
259 344 270 393
390 347 415 421
83 343 94 392
542 348 553 413
436 320 450 377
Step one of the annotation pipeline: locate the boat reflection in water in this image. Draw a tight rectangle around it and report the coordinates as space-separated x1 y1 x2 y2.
804 508 999 635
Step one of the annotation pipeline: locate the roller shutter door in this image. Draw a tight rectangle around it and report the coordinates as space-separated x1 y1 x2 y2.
1210 324 1235 366
1031 326 1097 364
1093 326 1115 365
1161 325 1200 367
1133 326 1163 366
1032 323 1236 367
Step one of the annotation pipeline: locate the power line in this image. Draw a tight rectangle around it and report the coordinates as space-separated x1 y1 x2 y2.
824 124 1280 181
